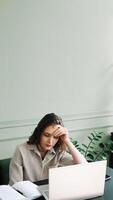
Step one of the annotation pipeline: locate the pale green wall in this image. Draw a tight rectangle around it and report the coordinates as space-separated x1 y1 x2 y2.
0 0 113 158
0 0 113 121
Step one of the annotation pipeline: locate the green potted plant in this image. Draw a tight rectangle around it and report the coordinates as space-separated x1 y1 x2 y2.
71 131 113 162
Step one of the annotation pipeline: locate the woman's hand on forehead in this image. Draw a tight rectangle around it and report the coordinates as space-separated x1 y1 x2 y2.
53 126 69 142
52 126 61 135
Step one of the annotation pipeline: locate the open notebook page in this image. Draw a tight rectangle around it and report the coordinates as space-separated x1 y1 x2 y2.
12 180 42 200
0 185 28 200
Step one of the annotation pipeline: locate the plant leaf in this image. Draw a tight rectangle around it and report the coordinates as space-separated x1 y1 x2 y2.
90 132 95 137
93 137 100 141
99 143 105 148
88 136 92 141
82 144 88 148
86 153 95 160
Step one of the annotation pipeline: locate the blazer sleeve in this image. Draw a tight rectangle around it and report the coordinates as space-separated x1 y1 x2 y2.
59 151 74 166
9 145 23 185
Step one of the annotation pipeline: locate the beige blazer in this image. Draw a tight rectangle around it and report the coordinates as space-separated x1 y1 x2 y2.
9 142 74 185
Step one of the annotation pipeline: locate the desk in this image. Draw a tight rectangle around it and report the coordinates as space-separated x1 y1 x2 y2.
35 167 113 200
94 167 113 200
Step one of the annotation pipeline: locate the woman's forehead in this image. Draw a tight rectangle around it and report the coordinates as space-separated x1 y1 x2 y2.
44 124 60 133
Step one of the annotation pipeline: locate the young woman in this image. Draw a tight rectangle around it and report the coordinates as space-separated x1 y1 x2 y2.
9 113 87 185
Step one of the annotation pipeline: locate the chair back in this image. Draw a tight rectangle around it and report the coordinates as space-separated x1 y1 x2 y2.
0 158 11 185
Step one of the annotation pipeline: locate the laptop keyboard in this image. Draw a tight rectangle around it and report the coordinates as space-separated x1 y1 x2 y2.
44 190 49 198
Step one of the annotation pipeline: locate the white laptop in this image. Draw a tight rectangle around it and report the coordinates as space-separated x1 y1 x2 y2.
39 160 107 200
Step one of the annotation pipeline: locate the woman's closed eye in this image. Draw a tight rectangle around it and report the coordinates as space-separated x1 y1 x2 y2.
44 133 51 137
43 132 59 139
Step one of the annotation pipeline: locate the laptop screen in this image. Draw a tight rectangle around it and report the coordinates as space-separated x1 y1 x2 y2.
49 160 107 200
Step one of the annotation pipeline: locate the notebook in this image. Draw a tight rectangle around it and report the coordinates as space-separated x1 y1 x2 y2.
0 181 42 200
39 160 107 200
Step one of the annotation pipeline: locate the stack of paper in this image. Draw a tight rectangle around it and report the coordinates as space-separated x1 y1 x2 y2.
0 181 42 200
0 185 28 200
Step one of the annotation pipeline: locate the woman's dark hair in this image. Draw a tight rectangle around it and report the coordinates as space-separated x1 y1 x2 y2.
27 113 64 150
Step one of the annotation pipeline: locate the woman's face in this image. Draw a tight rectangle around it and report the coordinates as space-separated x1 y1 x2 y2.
39 124 60 152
